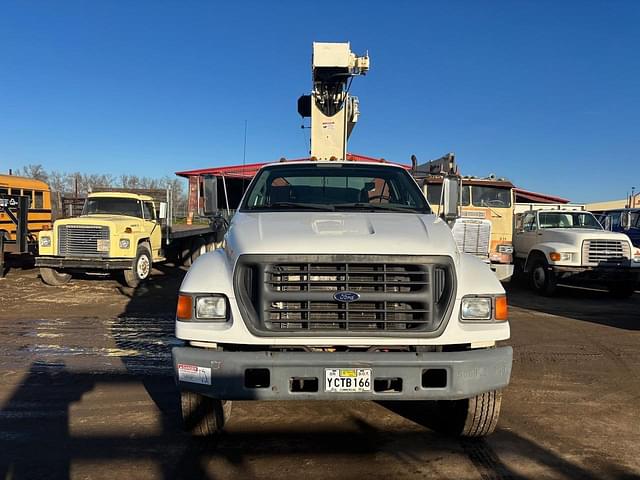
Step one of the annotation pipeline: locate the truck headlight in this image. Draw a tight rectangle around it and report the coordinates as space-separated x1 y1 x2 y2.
119 238 131 249
40 236 51 247
633 248 640 263
497 244 514 254
461 297 492 320
195 295 228 320
549 252 572 262
461 295 508 322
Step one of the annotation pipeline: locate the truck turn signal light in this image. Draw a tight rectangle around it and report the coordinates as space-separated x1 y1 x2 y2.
495 296 508 321
177 294 193 320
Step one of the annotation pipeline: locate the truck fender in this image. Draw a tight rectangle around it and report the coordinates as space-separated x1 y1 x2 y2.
457 253 504 297
525 243 575 271
179 249 234 296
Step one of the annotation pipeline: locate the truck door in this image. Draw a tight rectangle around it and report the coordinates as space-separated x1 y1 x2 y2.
514 211 537 259
142 201 162 258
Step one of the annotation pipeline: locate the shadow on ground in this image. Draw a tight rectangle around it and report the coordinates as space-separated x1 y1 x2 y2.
505 276 640 330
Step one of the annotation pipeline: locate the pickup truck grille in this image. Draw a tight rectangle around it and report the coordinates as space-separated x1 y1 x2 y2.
452 218 491 257
58 225 110 257
582 239 630 266
234 255 455 337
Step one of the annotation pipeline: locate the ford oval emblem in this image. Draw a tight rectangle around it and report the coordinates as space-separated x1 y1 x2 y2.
334 291 360 303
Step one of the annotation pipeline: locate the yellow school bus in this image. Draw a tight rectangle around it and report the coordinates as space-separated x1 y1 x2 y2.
422 175 515 282
0 174 53 253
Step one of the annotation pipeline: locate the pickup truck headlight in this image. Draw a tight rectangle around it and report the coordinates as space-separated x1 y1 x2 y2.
40 235 51 247
549 252 572 262
119 238 131 249
461 295 508 322
633 248 640 263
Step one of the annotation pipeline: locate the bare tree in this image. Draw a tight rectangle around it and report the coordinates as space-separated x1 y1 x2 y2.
18 164 48 182
16 164 188 209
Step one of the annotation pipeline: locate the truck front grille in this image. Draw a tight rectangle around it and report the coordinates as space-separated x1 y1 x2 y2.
234 255 455 337
582 239 630 266
452 218 491 257
58 225 110 257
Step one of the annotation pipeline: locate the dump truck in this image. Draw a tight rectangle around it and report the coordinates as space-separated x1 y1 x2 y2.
36 189 226 287
172 42 512 438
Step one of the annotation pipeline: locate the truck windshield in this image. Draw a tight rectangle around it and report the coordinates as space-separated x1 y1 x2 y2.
241 163 431 213
83 197 142 218
472 186 511 208
539 212 602 230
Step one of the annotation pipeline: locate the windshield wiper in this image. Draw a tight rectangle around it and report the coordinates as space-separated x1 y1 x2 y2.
259 202 335 211
333 203 422 213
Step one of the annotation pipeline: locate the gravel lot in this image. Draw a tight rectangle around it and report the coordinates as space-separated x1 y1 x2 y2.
0 263 638 479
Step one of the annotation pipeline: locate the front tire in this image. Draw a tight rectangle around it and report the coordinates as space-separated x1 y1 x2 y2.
40 267 72 286
122 244 152 288
529 257 557 296
438 390 503 437
181 391 232 436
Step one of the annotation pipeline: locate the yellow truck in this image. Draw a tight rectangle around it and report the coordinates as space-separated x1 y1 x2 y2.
421 175 515 282
36 190 225 287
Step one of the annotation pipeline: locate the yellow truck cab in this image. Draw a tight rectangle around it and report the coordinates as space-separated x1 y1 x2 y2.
36 188 224 287
37 192 163 287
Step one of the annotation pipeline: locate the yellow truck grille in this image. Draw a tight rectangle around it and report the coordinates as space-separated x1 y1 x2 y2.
58 225 110 257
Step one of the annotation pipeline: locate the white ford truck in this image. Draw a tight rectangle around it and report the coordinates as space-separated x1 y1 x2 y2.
172 160 512 437
513 209 640 297
172 42 512 438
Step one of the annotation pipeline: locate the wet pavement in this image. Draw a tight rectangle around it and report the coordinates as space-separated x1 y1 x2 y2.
0 265 639 479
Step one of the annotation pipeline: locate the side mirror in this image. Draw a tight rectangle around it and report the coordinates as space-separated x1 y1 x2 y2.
158 202 167 220
621 211 632 230
442 176 459 222
202 175 218 216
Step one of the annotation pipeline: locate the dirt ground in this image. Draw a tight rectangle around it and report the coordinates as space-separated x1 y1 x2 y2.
0 262 638 480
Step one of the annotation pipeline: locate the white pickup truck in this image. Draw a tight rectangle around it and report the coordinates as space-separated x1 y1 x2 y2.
513 209 640 297
172 160 512 437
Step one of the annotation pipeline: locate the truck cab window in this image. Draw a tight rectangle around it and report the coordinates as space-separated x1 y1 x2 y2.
427 184 442 205
523 213 536 231
242 164 431 214
538 212 602 230
461 186 470 206
83 198 143 218
143 202 155 220
472 186 511 208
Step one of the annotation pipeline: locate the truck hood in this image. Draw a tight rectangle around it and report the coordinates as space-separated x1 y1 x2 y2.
225 211 459 259
543 228 632 244
55 215 145 233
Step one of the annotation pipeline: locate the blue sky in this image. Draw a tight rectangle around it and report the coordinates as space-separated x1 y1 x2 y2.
1 1 638 202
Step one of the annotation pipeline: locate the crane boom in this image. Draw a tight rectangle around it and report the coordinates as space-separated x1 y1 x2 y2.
298 42 369 161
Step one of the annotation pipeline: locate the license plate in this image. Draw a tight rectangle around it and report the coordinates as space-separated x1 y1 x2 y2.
325 368 371 393
96 239 109 252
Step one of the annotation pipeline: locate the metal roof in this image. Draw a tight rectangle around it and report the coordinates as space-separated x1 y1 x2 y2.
175 153 570 204
175 154 409 179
